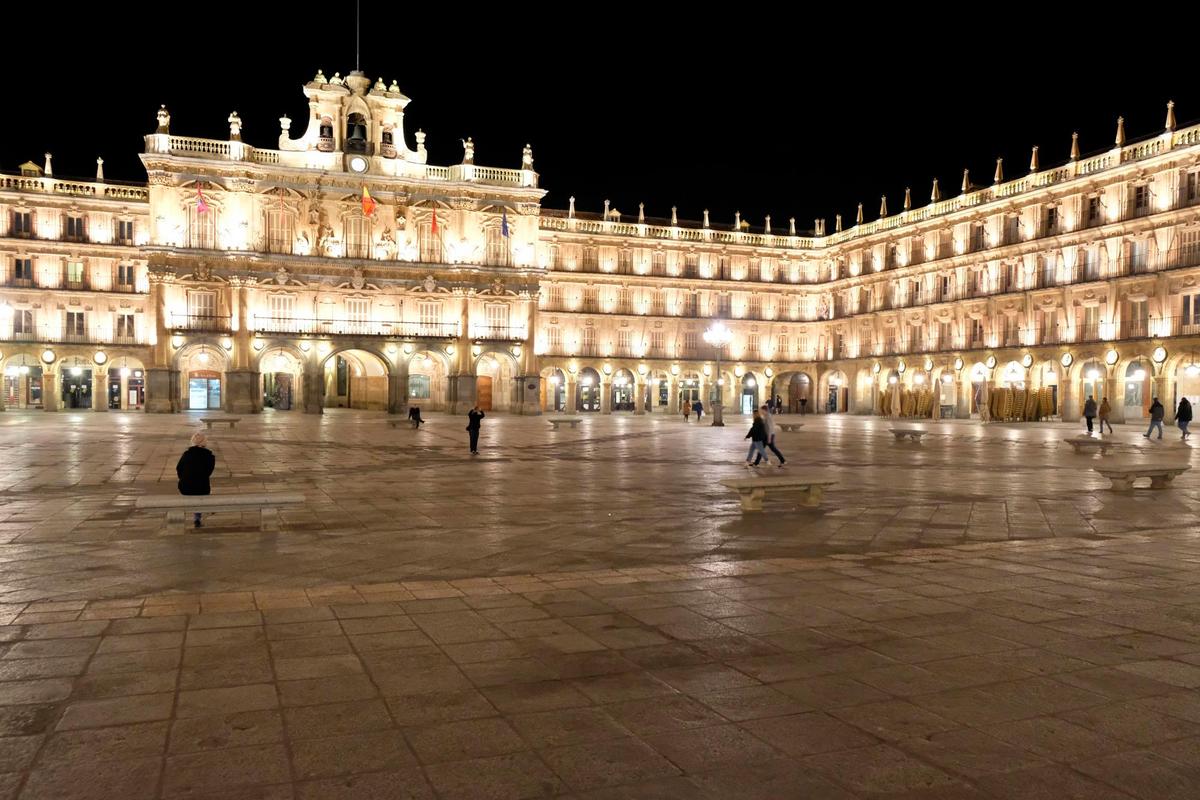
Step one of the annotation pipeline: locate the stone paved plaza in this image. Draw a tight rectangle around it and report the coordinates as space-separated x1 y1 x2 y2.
0 410 1198 798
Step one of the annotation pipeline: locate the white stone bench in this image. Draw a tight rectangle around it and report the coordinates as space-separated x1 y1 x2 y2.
547 416 583 430
135 493 305 532
776 423 804 433
890 428 927 442
720 476 838 512
1093 463 1190 491
1064 437 1117 455
199 416 241 430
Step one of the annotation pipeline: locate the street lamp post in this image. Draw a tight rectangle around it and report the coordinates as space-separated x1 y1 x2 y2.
703 320 733 427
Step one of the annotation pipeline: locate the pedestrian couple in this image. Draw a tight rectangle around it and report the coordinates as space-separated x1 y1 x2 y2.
745 405 786 468
1144 396 1192 440
1082 396 1114 434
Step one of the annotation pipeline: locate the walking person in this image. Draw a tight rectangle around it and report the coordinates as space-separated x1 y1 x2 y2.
1097 397 1114 434
682 403 690 422
693 400 703 420
1144 397 1165 440
1177 397 1192 440
466 405 485 454
744 409 774 467
176 431 215 529
1083 396 1097 434
753 404 787 467
408 405 425 429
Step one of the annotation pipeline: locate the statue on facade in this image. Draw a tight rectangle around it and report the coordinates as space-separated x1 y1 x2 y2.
461 137 475 165
377 227 397 258
318 224 335 256
819 296 831 320
522 143 534 171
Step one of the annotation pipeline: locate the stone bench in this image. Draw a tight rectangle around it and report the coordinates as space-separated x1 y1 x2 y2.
135 493 305 533
1093 463 1190 491
776 423 804 433
1064 436 1117 455
890 428 927 442
547 416 583 430
720 476 838 512
199 417 241 430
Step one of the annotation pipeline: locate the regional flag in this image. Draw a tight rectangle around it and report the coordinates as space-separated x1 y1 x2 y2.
196 182 210 214
361 186 376 217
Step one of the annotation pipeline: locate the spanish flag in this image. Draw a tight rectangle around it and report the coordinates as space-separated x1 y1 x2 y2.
361 186 376 217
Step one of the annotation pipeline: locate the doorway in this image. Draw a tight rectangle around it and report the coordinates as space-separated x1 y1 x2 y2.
477 375 493 411
188 371 222 410
61 368 92 409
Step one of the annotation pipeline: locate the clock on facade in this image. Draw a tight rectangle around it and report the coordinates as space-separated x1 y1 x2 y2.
348 155 368 173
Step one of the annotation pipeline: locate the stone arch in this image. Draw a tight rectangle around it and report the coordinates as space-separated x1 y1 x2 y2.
174 340 231 412
406 349 449 412
576 366 602 412
540 365 567 412
319 347 392 412
474 349 520 412
257 344 307 412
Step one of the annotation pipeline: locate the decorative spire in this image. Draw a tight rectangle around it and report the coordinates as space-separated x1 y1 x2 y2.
903 187 911 210
812 218 821 236
568 196 575 219
43 152 52 177
1070 131 1080 161
961 169 970 194
1115 116 1126 147
879 195 888 218
228 111 242 142
734 211 742 231
279 114 292 134
670 206 678 225
993 158 1003 185
931 178 941 202
155 104 170 134
790 217 797 236
603 199 610 220
1029 145 1040 173
1166 100 1177 132
703 209 710 229
414 130 426 155
764 215 772 234
835 214 843 233
855 203 863 225
95 157 104 182
638 203 645 224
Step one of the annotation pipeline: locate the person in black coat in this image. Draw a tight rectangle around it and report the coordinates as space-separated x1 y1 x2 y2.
744 410 773 467
1177 397 1193 440
176 432 215 528
466 406 485 454
408 406 424 429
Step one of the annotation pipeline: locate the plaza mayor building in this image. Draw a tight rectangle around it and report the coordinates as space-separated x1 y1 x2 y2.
1 70 1199 424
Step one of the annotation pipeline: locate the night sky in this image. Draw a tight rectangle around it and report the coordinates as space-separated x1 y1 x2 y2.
7 6 1196 234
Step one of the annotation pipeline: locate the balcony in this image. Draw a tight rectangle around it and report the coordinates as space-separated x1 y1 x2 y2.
0 325 147 346
473 326 526 343
251 317 459 339
171 314 232 333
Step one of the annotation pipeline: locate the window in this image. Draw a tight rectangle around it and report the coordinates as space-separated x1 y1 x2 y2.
940 274 953 300
547 326 562 351
116 263 135 290
1042 256 1056 287
65 311 85 337
344 216 370 259
1133 184 1150 215
651 330 665 354
547 285 562 309
65 215 86 242
617 288 630 313
717 295 732 317
268 294 295 321
419 222 442 262
13 310 33 335
939 321 953 348
968 319 984 346
345 298 369 321
910 279 922 305
485 304 509 335
66 261 85 287
188 291 217 321
618 330 632 355
419 302 441 332
189 205 215 249
581 327 596 353
12 258 32 285
10 211 32 238
652 250 666 274
1182 293 1200 331
583 287 598 312
683 331 698 354
1125 299 1148 337
776 334 790 357
116 314 135 341
1044 206 1058 234
266 210 293 254
407 375 430 399
582 246 598 269
969 223 984 252
1083 306 1101 340
486 226 509 266
684 253 698 278
117 219 134 245
1129 240 1149 273
1188 172 1200 203
1003 215 1020 244
749 295 762 318
1081 247 1099 280
748 333 760 357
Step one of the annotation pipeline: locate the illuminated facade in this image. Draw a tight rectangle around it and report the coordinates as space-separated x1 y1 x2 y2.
2 74 1199 422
